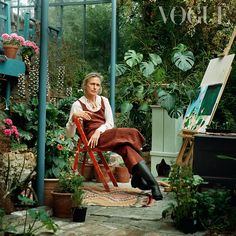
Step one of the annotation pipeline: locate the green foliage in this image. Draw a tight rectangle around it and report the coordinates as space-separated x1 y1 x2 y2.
115 50 160 150
45 127 78 178
55 171 84 193
11 97 39 147
0 208 16 234
171 44 195 72
163 163 204 231
55 171 85 208
163 163 236 234
157 43 197 118
196 189 236 232
0 195 58 235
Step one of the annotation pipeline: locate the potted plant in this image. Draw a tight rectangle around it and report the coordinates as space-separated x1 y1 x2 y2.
51 170 85 218
20 40 39 60
44 127 78 207
162 163 204 234
114 160 130 183
1 33 25 59
71 187 87 222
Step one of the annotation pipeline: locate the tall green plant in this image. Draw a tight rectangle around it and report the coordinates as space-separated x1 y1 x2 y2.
157 43 197 118
115 50 162 150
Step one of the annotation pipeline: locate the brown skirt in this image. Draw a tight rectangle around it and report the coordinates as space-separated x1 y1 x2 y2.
87 128 145 172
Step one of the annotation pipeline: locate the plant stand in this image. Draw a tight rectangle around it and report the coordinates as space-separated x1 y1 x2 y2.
150 105 183 176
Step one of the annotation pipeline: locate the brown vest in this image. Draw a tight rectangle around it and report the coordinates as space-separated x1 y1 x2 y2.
78 97 106 138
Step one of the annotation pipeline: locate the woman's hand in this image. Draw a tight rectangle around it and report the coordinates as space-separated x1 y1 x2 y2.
73 111 92 121
88 130 101 148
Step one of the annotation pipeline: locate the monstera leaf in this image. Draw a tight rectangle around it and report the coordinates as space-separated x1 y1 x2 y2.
124 50 143 68
149 53 162 66
140 61 155 77
120 101 133 113
172 44 195 72
115 63 127 76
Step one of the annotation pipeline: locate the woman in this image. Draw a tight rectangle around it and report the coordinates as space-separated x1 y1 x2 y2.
66 72 163 200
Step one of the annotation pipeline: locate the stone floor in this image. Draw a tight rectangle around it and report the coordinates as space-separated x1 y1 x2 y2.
6 181 207 236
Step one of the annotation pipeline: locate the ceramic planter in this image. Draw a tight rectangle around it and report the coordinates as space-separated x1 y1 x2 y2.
95 164 114 183
3 44 19 59
78 162 94 181
114 166 130 183
44 178 59 207
51 191 72 218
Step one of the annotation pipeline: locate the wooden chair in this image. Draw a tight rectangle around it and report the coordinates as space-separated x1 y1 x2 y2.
73 117 118 192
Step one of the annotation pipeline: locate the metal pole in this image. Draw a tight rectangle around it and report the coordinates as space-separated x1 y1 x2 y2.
36 0 49 205
23 12 30 40
110 0 117 115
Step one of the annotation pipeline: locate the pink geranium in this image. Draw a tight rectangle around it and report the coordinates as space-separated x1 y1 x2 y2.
3 118 13 126
1 118 20 141
1 33 25 46
21 40 39 57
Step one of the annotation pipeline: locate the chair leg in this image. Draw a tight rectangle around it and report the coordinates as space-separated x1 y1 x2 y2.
88 150 111 192
73 150 80 172
97 152 118 187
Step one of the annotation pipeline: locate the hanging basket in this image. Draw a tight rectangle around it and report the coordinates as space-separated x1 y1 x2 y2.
3 44 19 59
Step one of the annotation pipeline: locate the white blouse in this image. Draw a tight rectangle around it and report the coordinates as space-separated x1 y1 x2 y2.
66 95 114 138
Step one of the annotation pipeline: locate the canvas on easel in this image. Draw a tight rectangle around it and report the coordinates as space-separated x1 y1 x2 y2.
183 54 235 133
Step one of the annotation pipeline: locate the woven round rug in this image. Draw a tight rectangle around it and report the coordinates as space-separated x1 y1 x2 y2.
83 186 154 207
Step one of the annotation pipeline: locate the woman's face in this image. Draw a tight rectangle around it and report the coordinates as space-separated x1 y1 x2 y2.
85 76 101 97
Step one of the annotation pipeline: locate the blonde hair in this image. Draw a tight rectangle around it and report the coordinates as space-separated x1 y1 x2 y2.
82 72 103 95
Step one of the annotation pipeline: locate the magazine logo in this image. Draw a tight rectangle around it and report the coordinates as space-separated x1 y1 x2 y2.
158 6 223 24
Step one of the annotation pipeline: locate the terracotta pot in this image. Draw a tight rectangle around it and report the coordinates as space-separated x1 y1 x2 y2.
51 191 72 218
78 162 94 181
114 166 130 183
3 44 19 59
44 178 59 207
95 164 114 183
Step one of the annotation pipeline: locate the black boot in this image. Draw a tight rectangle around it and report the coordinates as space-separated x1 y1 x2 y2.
132 161 163 200
131 174 150 190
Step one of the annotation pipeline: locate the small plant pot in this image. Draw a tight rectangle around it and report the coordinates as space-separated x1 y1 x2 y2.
44 178 59 207
78 162 94 181
114 166 130 183
95 164 114 183
72 207 87 222
51 191 73 218
177 218 199 234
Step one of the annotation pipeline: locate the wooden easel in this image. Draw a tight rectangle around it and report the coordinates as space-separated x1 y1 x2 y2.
176 26 236 166
175 129 197 166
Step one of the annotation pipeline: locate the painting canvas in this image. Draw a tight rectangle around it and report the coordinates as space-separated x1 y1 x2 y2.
183 54 235 133
183 84 222 132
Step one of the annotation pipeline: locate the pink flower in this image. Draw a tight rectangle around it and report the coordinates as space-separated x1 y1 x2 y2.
1 33 25 46
2 33 10 40
3 129 12 137
4 118 13 126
